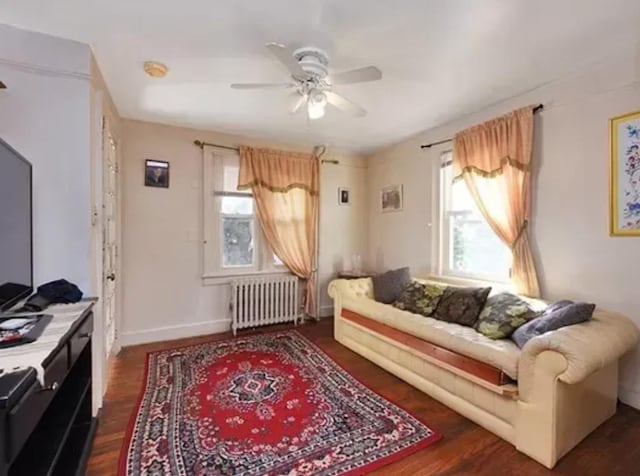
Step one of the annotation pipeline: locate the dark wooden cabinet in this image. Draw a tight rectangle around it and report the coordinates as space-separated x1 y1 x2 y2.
0 307 96 476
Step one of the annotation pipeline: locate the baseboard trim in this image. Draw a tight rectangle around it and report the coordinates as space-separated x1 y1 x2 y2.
121 319 231 347
319 304 334 318
619 384 640 410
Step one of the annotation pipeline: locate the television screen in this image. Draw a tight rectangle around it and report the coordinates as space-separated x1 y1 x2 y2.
0 138 33 311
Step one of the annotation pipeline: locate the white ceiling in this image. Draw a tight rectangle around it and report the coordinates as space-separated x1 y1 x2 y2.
1 0 639 153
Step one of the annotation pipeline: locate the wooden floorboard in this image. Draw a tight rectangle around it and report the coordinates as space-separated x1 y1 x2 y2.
87 318 640 475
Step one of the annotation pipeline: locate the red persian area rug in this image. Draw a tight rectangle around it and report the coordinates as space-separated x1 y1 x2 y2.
119 330 440 475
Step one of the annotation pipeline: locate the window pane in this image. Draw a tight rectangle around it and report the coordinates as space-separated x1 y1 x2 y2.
440 153 510 280
273 253 284 266
449 214 510 279
222 155 240 192
221 196 253 215
450 179 478 212
222 217 254 267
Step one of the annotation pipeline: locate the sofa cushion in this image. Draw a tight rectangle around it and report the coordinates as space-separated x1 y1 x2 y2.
512 302 595 348
340 293 521 380
372 267 411 304
475 292 540 339
392 281 445 317
432 286 491 327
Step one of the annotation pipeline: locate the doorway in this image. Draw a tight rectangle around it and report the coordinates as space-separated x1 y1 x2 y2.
102 121 119 358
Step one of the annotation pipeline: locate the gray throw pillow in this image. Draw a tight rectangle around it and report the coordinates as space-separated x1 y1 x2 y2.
511 301 595 348
372 267 411 304
432 286 491 327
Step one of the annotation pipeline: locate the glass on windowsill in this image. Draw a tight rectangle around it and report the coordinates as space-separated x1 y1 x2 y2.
351 254 362 274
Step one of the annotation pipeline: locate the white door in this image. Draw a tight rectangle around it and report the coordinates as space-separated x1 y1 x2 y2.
102 121 119 357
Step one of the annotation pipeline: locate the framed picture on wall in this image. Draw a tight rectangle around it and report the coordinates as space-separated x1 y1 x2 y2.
338 187 350 205
610 110 640 236
145 159 170 188
381 184 403 212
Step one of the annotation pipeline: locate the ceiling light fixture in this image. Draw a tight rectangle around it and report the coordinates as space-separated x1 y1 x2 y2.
307 102 325 120
0 81 6 89
307 90 327 120
143 61 169 78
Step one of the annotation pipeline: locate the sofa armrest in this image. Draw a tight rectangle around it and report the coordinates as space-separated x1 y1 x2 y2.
328 278 374 300
519 309 639 386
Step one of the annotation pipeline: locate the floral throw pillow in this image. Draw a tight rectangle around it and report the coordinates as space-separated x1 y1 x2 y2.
432 286 492 327
393 281 446 317
474 292 540 339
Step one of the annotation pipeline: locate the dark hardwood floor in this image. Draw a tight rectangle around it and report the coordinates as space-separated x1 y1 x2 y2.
87 318 640 475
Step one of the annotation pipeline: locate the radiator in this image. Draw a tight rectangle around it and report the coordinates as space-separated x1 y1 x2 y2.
230 275 300 335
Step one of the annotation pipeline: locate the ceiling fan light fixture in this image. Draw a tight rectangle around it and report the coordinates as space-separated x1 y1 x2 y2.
310 90 327 107
307 100 326 120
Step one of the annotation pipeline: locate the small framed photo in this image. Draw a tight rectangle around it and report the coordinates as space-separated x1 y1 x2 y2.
145 159 169 188
381 184 403 212
338 187 350 206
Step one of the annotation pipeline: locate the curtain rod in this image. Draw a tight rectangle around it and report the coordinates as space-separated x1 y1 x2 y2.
420 104 544 150
193 140 239 151
194 139 339 165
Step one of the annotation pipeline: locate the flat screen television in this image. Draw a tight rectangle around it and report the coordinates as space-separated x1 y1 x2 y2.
0 138 33 312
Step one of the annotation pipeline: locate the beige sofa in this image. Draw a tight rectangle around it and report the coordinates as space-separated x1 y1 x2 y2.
328 278 639 468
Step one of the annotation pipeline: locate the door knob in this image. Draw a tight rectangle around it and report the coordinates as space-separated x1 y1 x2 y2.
106 273 116 281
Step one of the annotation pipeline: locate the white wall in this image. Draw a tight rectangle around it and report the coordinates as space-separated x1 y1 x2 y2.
0 24 92 292
120 119 367 344
318 154 368 316
367 50 640 407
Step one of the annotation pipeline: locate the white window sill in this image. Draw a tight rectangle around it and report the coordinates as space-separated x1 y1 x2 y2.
202 269 292 286
426 274 513 292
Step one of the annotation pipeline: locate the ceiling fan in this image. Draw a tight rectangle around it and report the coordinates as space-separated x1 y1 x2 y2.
231 43 382 120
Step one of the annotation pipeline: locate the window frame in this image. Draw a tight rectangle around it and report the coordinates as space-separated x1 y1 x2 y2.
435 149 511 284
202 147 286 282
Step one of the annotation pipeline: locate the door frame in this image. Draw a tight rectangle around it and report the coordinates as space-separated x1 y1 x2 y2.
90 90 123 413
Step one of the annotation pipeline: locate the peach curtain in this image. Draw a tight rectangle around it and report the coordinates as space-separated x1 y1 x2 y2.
238 146 319 316
452 105 540 297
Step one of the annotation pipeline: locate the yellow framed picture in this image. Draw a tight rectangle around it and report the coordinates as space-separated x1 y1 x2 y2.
610 110 640 236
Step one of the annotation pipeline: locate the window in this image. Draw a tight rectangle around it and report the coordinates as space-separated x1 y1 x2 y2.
439 151 511 282
221 196 254 268
203 148 283 277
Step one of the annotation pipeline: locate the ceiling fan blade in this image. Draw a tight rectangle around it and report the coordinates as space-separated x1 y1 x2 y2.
324 91 367 117
230 82 293 90
330 66 382 85
265 43 308 79
289 93 307 114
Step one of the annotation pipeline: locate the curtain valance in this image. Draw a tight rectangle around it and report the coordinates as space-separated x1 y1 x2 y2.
238 146 319 195
453 106 534 181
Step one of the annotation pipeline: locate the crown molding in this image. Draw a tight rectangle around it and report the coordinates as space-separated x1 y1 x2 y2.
0 57 90 81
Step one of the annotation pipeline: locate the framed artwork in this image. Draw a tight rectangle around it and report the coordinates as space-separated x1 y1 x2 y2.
381 184 403 213
338 187 350 205
145 159 169 188
610 110 640 235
